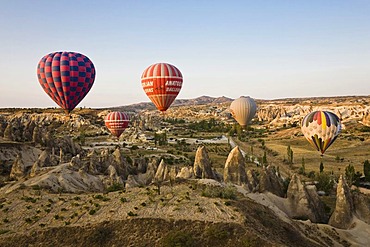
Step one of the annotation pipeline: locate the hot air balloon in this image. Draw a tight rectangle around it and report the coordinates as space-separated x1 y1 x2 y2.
141 63 183 112
104 112 130 138
230 96 257 128
301 111 341 155
37 51 96 114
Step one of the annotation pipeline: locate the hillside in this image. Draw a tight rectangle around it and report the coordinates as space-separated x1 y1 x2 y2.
0 181 361 247
0 95 369 246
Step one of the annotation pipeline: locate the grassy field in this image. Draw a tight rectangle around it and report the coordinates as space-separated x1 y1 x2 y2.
263 128 370 176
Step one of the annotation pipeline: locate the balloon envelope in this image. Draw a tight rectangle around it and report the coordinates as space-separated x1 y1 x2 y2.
230 96 257 128
37 51 96 113
141 63 183 112
301 111 341 154
104 112 130 138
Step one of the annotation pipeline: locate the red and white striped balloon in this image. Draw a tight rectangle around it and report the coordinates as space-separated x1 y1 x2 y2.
141 63 183 112
104 112 130 138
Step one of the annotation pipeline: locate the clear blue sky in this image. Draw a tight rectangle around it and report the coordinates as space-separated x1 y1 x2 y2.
0 0 369 108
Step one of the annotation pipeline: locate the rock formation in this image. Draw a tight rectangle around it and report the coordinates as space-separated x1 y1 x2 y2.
258 165 284 197
353 191 370 225
177 166 194 179
287 174 328 223
152 159 177 184
193 146 215 179
142 158 159 185
246 169 259 192
107 165 123 185
125 175 140 188
9 153 27 180
111 147 127 179
30 150 53 177
69 155 81 170
87 150 99 174
362 112 370 126
135 157 147 174
223 146 248 186
329 175 354 229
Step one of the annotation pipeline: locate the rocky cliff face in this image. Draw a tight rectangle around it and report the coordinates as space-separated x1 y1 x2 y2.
223 146 248 186
9 154 26 180
30 150 57 178
258 165 284 197
287 174 328 223
329 175 354 229
152 159 177 185
193 146 215 179
353 191 370 225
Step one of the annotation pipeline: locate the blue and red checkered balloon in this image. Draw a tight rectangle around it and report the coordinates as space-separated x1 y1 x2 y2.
37 52 96 113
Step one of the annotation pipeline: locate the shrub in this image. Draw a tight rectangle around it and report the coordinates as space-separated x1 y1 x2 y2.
205 225 230 240
0 229 10 235
201 185 237 200
127 211 137 217
93 194 110 201
316 172 334 194
21 196 37 203
161 230 195 247
106 183 124 192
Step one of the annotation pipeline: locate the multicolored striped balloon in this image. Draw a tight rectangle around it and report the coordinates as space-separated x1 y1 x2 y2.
37 52 96 113
104 112 130 138
141 63 183 112
301 111 341 154
230 96 257 128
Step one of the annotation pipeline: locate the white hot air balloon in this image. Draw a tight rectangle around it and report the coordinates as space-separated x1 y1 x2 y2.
230 96 257 128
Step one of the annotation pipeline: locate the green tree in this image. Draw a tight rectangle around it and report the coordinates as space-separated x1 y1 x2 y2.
298 157 306 175
364 160 370 182
319 161 324 173
154 132 167 146
316 172 334 194
286 145 294 166
345 164 356 186
262 151 267 165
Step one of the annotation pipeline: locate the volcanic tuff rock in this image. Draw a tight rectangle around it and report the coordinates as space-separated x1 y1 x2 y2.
30 150 56 177
177 166 195 179
287 174 328 223
9 153 27 180
193 146 215 179
143 158 159 184
153 159 169 185
258 165 284 197
223 146 248 186
246 169 259 192
3 163 105 194
111 147 128 179
86 149 99 174
329 175 354 229
353 191 370 224
107 165 123 185
362 112 370 126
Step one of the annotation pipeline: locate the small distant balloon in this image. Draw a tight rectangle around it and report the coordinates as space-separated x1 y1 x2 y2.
37 51 96 113
301 111 341 155
104 112 130 138
230 96 257 128
141 63 183 112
